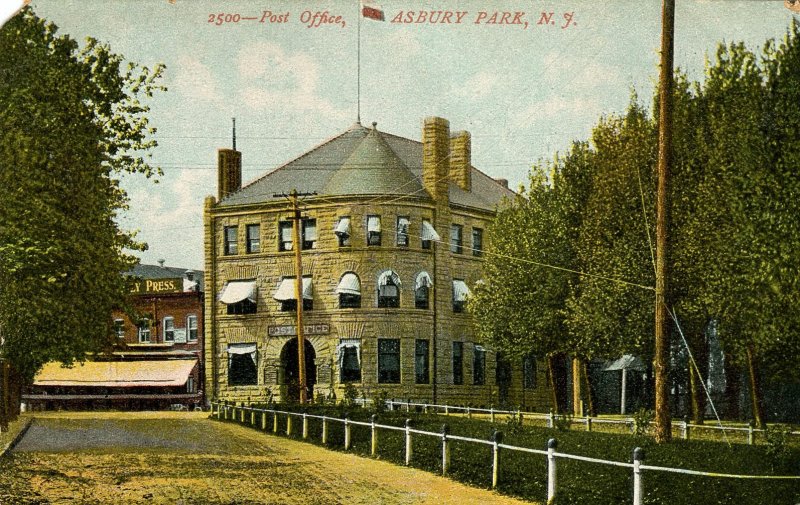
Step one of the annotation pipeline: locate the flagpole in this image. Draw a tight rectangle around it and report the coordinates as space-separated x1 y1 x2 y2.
357 1 361 124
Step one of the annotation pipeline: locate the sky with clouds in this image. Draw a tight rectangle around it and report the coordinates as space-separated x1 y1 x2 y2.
23 0 799 271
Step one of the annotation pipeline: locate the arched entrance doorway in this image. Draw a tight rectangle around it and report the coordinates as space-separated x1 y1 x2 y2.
280 339 317 402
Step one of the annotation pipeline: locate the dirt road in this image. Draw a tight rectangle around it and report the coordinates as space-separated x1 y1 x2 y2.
0 412 535 504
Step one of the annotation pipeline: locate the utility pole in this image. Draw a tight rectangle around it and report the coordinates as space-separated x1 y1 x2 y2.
654 0 675 443
275 189 316 404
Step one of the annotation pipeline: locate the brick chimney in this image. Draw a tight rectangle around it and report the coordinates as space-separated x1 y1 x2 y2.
217 148 241 201
422 116 450 202
449 130 471 192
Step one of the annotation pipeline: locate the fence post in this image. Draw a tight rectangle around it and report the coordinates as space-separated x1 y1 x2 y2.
547 438 557 504
441 424 450 475
548 410 554 429
467 406 472 419
633 447 645 505
261 410 267 430
369 414 378 456
445 405 449 415
303 413 309 439
490 407 495 423
748 421 754 445
345 416 352 450
492 430 503 489
241 407 245 423
405 418 413 466
683 416 690 440
251 409 256 426
273 411 278 433
406 399 411 413
322 416 328 444
286 414 293 436
586 417 592 432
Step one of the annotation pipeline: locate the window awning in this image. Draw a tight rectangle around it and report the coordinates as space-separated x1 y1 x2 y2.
227 343 257 365
367 216 381 233
378 270 401 287
421 221 440 241
33 359 197 388
334 217 351 237
336 273 361 295
474 344 486 353
219 280 257 304
337 339 361 367
397 217 410 233
415 271 432 291
453 280 471 302
273 277 313 301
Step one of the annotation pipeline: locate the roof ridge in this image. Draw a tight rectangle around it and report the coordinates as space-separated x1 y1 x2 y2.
231 123 370 196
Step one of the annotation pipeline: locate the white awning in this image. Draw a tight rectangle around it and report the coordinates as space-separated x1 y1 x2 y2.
415 271 432 291
453 280 471 302
474 344 486 353
273 277 313 301
337 339 361 367
421 221 440 241
227 343 257 355
397 217 410 233
336 273 361 295
367 216 381 233
377 270 401 288
334 217 351 237
219 281 257 304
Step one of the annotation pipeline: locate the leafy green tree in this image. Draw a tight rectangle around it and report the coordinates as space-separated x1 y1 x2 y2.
0 8 163 426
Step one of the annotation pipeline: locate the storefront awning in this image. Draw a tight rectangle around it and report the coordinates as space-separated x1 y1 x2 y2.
336 273 361 295
219 280 257 304
453 280 471 302
273 277 313 301
33 360 197 388
421 221 441 241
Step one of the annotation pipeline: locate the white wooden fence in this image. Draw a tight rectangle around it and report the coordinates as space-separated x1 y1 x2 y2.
210 402 800 505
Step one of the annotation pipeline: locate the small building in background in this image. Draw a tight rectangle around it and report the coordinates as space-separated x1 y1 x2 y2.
23 262 205 411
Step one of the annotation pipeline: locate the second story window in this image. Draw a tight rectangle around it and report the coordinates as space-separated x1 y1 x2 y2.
224 226 238 255
163 316 175 342
336 272 361 309
220 280 258 315
367 216 381 246
450 224 463 254
396 217 410 246
187 315 198 341
453 279 471 313
246 224 260 253
335 217 351 247
278 221 293 251
274 276 313 312
472 228 483 257
421 220 440 249
377 270 400 308
138 318 151 343
414 271 432 309
302 219 317 250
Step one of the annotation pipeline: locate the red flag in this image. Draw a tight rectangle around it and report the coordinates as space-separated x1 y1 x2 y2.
361 0 384 21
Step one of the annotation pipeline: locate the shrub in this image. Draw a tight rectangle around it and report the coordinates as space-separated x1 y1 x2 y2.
341 383 359 408
764 423 793 471
632 408 654 436
554 413 573 432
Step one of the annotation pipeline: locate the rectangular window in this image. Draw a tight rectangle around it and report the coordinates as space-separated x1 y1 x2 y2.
421 220 435 249
187 315 198 341
473 345 486 385
280 299 313 312
163 316 175 342
472 228 483 257
377 338 400 384
278 221 293 251
224 226 238 255
414 285 429 309
138 319 151 343
336 217 351 247
523 353 537 389
367 215 381 246
227 299 257 315
302 219 317 250
396 216 410 247
246 224 260 253
228 344 258 386
415 339 430 384
452 341 463 385
450 224 463 254
340 341 361 383
114 319 125 338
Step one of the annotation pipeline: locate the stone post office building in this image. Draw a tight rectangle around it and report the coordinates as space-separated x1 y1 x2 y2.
204 117 550 408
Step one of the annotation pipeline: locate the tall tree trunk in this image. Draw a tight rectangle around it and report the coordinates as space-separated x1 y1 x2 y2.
547 354 560 415
0 360 8 432
582 361 596 417
689 333 709 424
723 352 742 420
745 345 765 429
572 357 583 416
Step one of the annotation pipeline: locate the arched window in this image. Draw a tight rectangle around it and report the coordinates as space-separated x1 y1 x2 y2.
377 270 400 308
336 272 361 308
414 271 432 309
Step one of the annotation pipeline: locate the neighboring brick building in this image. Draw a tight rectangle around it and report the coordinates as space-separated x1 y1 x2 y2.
204 117 551 409
24 263 205 410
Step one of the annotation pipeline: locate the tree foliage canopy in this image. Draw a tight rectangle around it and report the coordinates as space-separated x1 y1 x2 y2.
0 9 164 381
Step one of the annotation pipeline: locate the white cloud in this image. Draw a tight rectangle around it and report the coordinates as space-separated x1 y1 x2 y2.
453 70 502 101
171 54 223 104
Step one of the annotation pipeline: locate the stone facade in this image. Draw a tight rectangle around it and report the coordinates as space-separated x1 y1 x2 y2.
204 117 551 410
